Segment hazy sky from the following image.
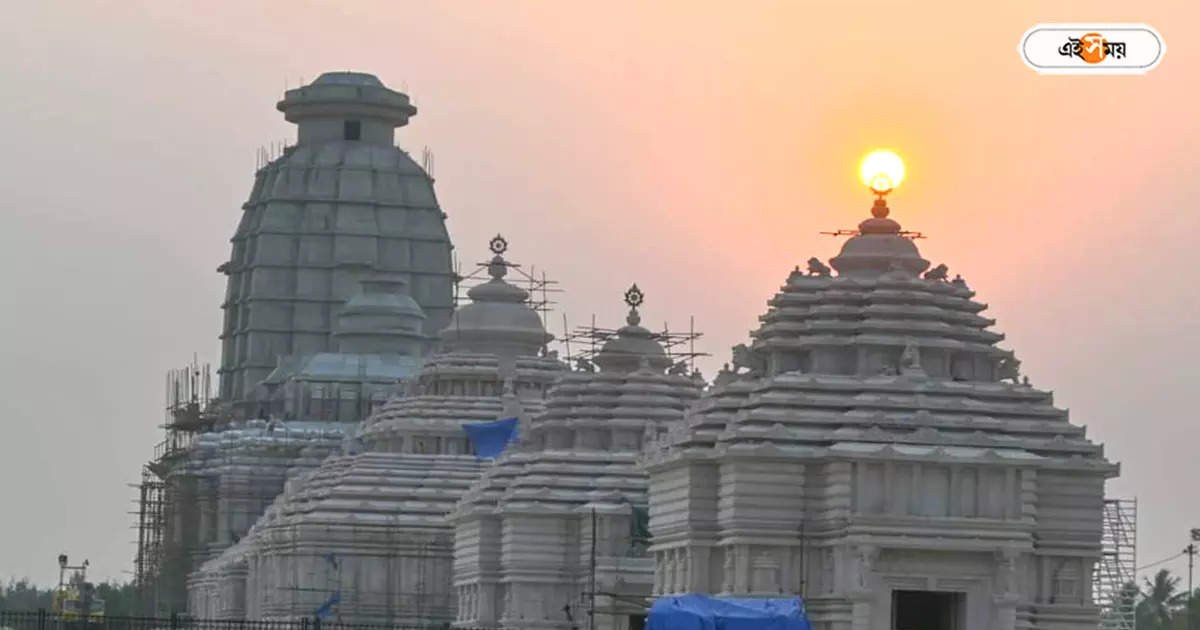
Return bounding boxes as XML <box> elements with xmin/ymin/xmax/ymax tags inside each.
<box><xmin>1</xmin><ymin>0</ymin><xmax>1197</xmax><ymax>589</ymax></box>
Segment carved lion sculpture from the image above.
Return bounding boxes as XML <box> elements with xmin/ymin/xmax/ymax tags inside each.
<box><xmin>923</xmin><ymin>264</ymin><xmax>949</xmax><ymax>281</ymax></box>
<box><xmin>996</xmin><ymin>355</ymin><xmax>1021</xmax><ymax>382</ymax></box>
<box><xmin>731</xmin><ymin>343</ymin><xmax>767</xmax><ymax>377</ymax></box>
<box><xmin>807</xmin><ymin>257</ymin><xmax>832</xmax><ymax>277</ymax></box>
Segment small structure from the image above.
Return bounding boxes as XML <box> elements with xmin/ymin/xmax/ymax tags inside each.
<box><xmin>644</xmin><ymin>195</ymin><xmax>1117</xmax><ymax>630</ymax></box>
<box><xmin>451</xmin><ymin>288</ymin><xmax>703</xmax><ymax>630</ymax></box>
<box><xmin>254</xmin><ymin>274</ymin><xmax>432</xmax><ymax>422</ymax></box>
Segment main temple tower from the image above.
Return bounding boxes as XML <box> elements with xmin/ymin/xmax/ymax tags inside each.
<box><xmin>218</xmin><ymin>72</ymin><xmax>455</xmax><ymax>414</ymax></box>
<box><xmin>645</xmin><ymin>184</ymin><xmax>1117</xmax><ymax>629</ymax></box>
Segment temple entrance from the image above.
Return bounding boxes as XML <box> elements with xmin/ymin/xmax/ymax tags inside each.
<box><xmin>891</xmin><ymin>589</ymin><xmax>964</xmax><ymax>630</ymax></box>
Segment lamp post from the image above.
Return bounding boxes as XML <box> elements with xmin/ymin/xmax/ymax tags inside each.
<box><xmin>53</xmin><ymin>554</ymin><xmax>91</xmax><ymax>617</ymax></box>
<box><xmin>1188</xmin><ymin>530</ymin><xmax>1200</xmax><ymax>630</ymax></box>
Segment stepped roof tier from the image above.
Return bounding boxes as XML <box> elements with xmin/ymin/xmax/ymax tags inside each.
<box><xmin>188</xmin><ymin>238</ymin><xmax>564</xmax><ymax>625</ymax></box>
<box><xmin>643</xmin><ymin>197</ymin><xmax>1116</xmax><ymax>630</ymax></box>
<box><xmin>450</xmin><ymin>288</ymin><xmax>702</xmax><ymax>630</ymax></box>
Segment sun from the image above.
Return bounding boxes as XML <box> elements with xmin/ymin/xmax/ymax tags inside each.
<box><xmin>859</xmin><ymin>149</ymin><xmax>905</xmax><ymax>195</ymax></box>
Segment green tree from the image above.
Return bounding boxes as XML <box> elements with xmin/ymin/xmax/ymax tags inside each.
<box><xmin>93</xmin><ymin>582</ymin><xmax>139</xmax><ymax>617</ymax></box>
<box><xmin>0</xmin><ymin>578</ymin><xmax>54</xmax><ymax>610</ymax></box>
<box><xmin>1139</xmin><ymin>569</ymin><xmax>1187</xmax><ymax>630</ymax></box>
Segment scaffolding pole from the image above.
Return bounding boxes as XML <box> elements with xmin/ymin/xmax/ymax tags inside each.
<box><xmin>1095</xmin><ymin>498</ymin><xmax>1137</xmax><ymax>630</ymax></box>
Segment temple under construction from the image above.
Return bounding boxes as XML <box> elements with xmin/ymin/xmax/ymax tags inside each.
<box><xmin>131</xmin><ymin>70</ymin><xmax>1135</xmax><ymax>630</ymax></box>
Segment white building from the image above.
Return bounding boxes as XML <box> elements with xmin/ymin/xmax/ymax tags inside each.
<box><xmin>189</xmin><ymin>240</ymin><xmax>563</xmax><ymax>625</ymax></box>
<box><xmin>644</xmin><ymin>198</ymin><xmax>1117</xmax><ymax>630</ymax></box>
<box><xmin>218</xmin><ymin>71</ymin><xmax>455</xmax><ymax>414</ymax></box>
<box><xmin>452</xmin><ymin>289</ymin><xmax>702</xmax><ymax>630</ymax></box>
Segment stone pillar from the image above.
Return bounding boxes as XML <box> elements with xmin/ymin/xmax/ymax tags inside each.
<box><xmin>734</xmin><ymin>545</ymin><xmax>751</xmax><ymax>593</ymax></box>
<box><xmin>848</xmin><ymin>590</ymin><xmax>874</xmax><ymax>630</ymax></box>
<box><xmin>993</xmin><ymin>549</ymin><xmax>1020</xmax><ymax>630</ymax></box>
<box><xmin>848</xmin><ymin>545</ymin><xmax>879</xmax><ymax>630</ymax></box>
<box><xmin>689</xmin><ymin>547</ymin><xmax>711</xmax><ymax>593</ymax></box>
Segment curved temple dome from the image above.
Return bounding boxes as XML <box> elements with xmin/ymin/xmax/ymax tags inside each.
<box><xmin>218</xmin><ymin>71</ymin><xmax>454</xmax><ymax>414</ymax></box>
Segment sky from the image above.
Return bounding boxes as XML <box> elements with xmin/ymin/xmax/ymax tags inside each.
<box><xmin>1</xmin><ymin>0</ymin><xmax>1197</xmax><ymax>590</ymax></box>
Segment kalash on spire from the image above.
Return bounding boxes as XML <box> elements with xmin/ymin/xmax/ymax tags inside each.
<box><xmin>815</xmin><ymin>149</ymin><xmax>933</xmax><ymax>280</ymax></box>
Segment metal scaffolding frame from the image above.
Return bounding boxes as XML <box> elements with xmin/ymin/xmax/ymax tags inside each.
<box><xmin>1095</xmin><ymin>498</ymin><xmax>1137</xmax><ymax>630</ymax></box>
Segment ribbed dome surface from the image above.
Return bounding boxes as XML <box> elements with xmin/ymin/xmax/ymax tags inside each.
<box><xmin>219</xmin><ymin>74</ymin><xmax>453</xmax><ymax>414</ymax></box>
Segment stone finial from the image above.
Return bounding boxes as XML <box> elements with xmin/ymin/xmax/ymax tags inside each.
<box><xmin>951</xmin><ymin>274</ymin><xmax>968</xmax><ymax>288</ymax></box>
<box><xmin>624</xmin><ymin>284</ymin><xmax>645</xmax><ymax>326</ymax></box>
<box><xmin>489</xmin><ymin>234</ymin><xmax>508</xmax><ymax>255</ymax></box>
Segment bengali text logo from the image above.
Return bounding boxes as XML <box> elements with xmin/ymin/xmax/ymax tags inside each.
<box><xmin>1020</xmin><ymin>23</ymin><xmax>1164</xmax><ymax>75</ymax></box>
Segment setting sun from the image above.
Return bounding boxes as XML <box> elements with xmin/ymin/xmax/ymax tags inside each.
<box><xmin>860</xmin><ymin>149</ymin><xmax>905</xmax><ymax>194</ymax></box>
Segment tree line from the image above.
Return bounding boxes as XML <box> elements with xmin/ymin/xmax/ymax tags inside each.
<box><xmin>0</xmin><ymin>579</ymin><xmax>139</xmax><ymax>616</ymax></box>
<box><xmin>1</xmin><ymin>569</ymin><xmax>1197</xmax><ymax>624</ymax></box>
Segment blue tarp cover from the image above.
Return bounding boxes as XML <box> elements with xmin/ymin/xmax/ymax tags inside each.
<box><xmin>647</xmin><ymin>594</ymin><xmax>811</xmax><ymax>630</ymax></box>
<box><xmin>462</xmin><ymin>417</ymin><xmax>519</xmax><ymax>459</ymax></box>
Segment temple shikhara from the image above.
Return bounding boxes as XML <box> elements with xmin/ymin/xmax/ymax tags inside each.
<box><xmin>134</xmin><ymin>70</ymin><xmax>1131</xmax><ymax>630</ymax></box>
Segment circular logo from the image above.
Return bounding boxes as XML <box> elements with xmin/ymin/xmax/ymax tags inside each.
<box><xmin>1079</xmin><ymin>33</ymin><xmax>1107</xmax><ymax>63</ymax></box>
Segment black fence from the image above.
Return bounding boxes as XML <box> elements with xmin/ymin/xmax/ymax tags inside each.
<box><xmin>0</xmin><ymin>611</ymin><xmax>494</xmax><ymax>630</ymax></box>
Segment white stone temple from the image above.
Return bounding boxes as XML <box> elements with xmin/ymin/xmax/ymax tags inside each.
<box><xmin>143</xmin><ymin>68</ymin><xmax>1121</xmax><ymax>630</ymax></box>
<box><xmin>451</xmin><ymin>288</ymin><xmax>702</xmax><ymax>630</ymax></box>
<box><xmin>187</xmin><ymin>239</ymin><xmax>563</xmax><ymax>624</ymax></box>
<box><xmin>148</xmin><ymin>71</ymin><xmax>457</xmax><ymax>612</ymax></box>
<box><xmin>643</xmin><ymin>197</ymin><xmax>1117</xmax><ymax>630</ymax></box>
<box><xmin>218</xmin><ymin>71</ymin><xmax>454</xmax><ymax>415</ymax></box>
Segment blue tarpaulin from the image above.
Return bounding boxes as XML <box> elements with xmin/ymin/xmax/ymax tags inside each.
<box><xmin>647</xmin><ymin>594</ymin><xmax>811</xmax><ymax>630</ymax></box>
<box><xmin>463</xmin><ymin>417</ymin><xmax>519</xmax><ymax>459</ymax></box>
<box><xmin>314</xmin><ymin>592</ymin><xmax>340</xmax><ymax>619</ymax></box>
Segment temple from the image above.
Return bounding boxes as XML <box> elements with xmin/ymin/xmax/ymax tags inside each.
<box><xmin>451</xmin><ymin>289</ymin><xmax>702</xmax><ymax>630</ymax></box>
<box><xmin>187</xmin><ymin>240</ymin><xmax>563</xmax><ymax>624</ymax></box>
<box><xmin>132</xmin><ymin>69</ymin><xmax>1121</xmax><ymax>630</ymax></box>
<box><xmin>643</xmin><ymin>197</ymin><xmax>1117</xmax><ymax>630</ymax></box>
<box><xmin>142</xmin><ymin>71</ymin><xmax>454</xmax><ymax>612</ymax></box>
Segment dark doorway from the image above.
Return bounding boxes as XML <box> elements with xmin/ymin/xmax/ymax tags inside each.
<box><xmin>891</xmin><ymin>590</ymin><xmax>964</xmax><ymax>630</ymax></box>
<box><xmin>628</xmin><ymin>614</ymin><xmax>646</xmax><ymax>630</ymax></box>
<box><xmin>343</xmin><ymin>119</ymin><xmax>362</xmax><ymax>141</ymax></box>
